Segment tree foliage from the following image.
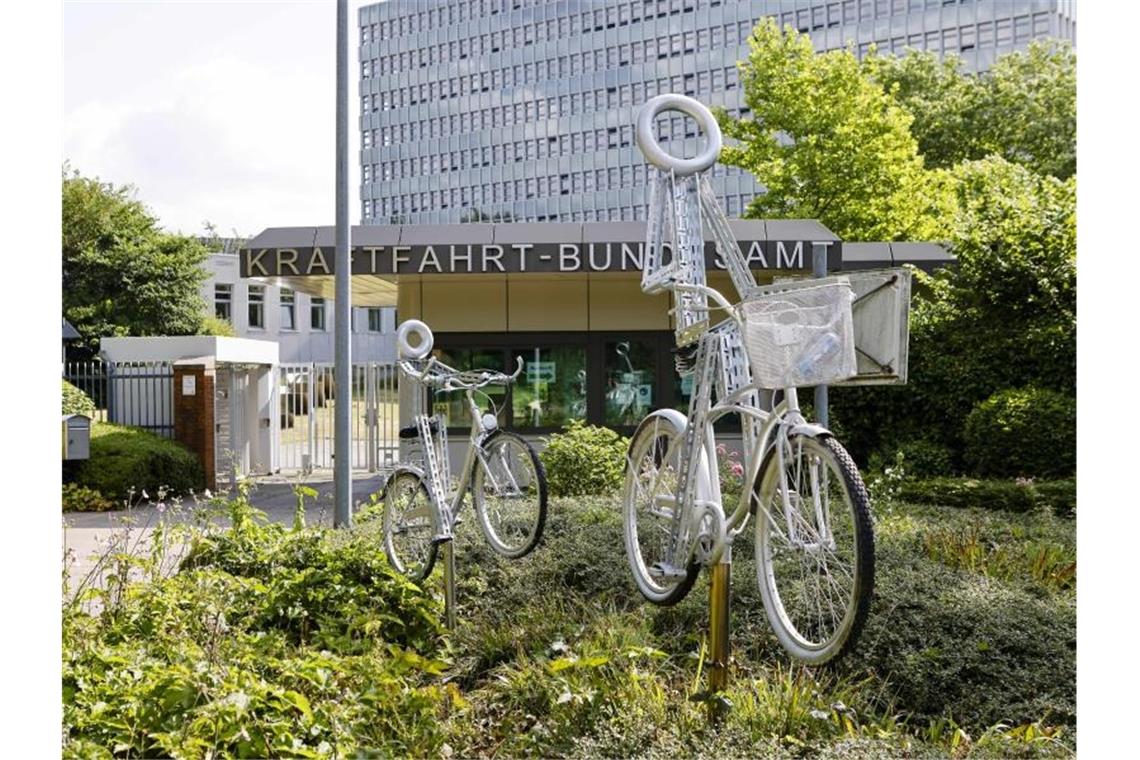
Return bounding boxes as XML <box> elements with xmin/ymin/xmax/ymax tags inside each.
<box><xmin>62</xmin><ymin>167</ymin><xmax>209</xmax><ymax>353</ymax></box>
<box><xmin>715</xmin><ymin>19</ymin><xmax>954</xmax><ymax>242</ymax></box>
<box><xmin>718</xmin><ymin>22</ymin><xmax>1076</xmax><ymax>470</ymax></box>
<box><xmin>865</xmin><ymin>40</ymin><xmax>1076</xmax><ymax>179</ymax></box>
<box><xmin>834</xmin><ymin>156</ymin><xmax>1076</xmax><ymax>464</ymax></box>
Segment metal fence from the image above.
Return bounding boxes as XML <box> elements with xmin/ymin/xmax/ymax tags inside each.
<box><xmin>278</xmin><ymin>362</ymin><xmax>400</xmax><ymax>474</ymax></box>
<box><xmin>63</xmin><ymin>359</ymin><xmax>174</xmax><ymax>438</ymax></box>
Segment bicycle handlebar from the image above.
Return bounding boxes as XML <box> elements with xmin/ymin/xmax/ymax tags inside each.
<box><xmin>398</xmin><ymin>355</ymin><xmax>524</xmax><ymax>392</ymax></box>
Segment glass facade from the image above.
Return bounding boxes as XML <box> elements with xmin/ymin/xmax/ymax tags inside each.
<box><xmin>429</xmin><ymin>331</ymin><xmax>680</xmax><ymax>433</ymax></box>
<box><xmin>358</xmin><ymin>0</ymin><xmax>1075</xmax><ymax>227</ymax></box>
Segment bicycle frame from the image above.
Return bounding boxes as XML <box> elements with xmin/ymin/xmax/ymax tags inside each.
<box><xmin>649</xmin><ymin>307</ymin><xmax>833</xmax><ymax>572</ymax></box>
<box><xmin>399</xmin><ymin>359</ymin><xmax>526</xmax><ymax>543</ymax></box>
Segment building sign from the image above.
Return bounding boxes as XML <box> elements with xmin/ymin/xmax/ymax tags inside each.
<box><xmin>241</xmin><ymin>234</ymin><xmax>841</xmax><ymax>278</ymax></box>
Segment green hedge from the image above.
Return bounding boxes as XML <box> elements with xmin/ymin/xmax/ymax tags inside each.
<box><xmin>963</xmin><ymin>387</ymin><xmax>1075</xmax><ymax>479</ymax></box>
<box><xmin>898</xmin><ymin>477</ymin><xmax>1075</xmax><ymax>516</ymax></box>
<box><xmin>540</xmin><ymin>420</ymin><xmax>629</xmax><ymax>497</ymax></box>
<box><xmin>71</xmin><ymin>423</ymin><xmax>204</xmax><ymax>500</ymax></box>
<box><xmin>62</xmin><ymin>380</ymin><xmax>95</xmax><ymax>418</ymax></box>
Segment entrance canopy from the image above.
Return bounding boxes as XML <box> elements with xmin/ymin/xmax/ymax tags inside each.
<box><xmin>237</xmin><ymin>220</ymin><xmax>895</xmax><ymax>307</ymax></box>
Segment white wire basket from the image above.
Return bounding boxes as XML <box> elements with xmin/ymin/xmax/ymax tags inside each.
<box><xmin>739</xmin><ymin>277</ymin><xmax>858</xmax><ymax>389</ymax></box>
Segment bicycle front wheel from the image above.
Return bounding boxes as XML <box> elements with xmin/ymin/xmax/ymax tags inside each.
<box><xmin>622</xmin><ymin>410</ymin><xmax>699</xmax><ymax>606</ymax></box>
<box><xmin>473</xmin><ymin>430</ymin><xmax>548</xmax><ymax>559</ymax></box>
<box><xmin>382</xmin><ymin>467</ymin><xmax>439</xmax><ymax>582</ymax></box>
<box><xmin>753</xmin><ymin>434</ymin><xmax>874</xmax><ymax>665</ymax></box>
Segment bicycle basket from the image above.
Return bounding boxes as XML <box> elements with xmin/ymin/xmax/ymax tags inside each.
<box><xmin>739</xmin><ymin>277</ymin><xmax>857</xmax><ymax>389</ymax></box>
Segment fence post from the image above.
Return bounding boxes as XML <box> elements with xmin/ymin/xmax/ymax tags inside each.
<box><xmin>306</xmin><ymin>363</ymin><xmax>316</xmax><ymax>475</ymax></box>
<box><xmin>366</xmin><ymin>363</ymin><xmax>377</xmax><ymax>472</ymax></box>
<box><xmin>104</xmin><ymin>358</ymin><xmax>116</xmax><ymax>425</ymax></box>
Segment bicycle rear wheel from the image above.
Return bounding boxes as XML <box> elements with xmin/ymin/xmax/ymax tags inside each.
<box><xmin>382</xmin><ymin>467</ymin><xmax>439</xmax><ymax>582</ymax></box>
<box><xmin>473</xmin><ymin>430</ymin><xmax>548</xmax><ymax>559</ymax></box>
<box><xmin>622</xmin><ymin>410</ymin><xmax>699</xmax><ymax>606</ymax></box>
<box><xmin>753</xmin><ymin>433</ymin><xmax>874</xmax><ymax>664</ymax></box>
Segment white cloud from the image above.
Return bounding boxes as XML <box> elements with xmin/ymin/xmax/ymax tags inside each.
<box><xmin>64</xmin><ymin>2</ymin><xmax>363</xmax><ymax>238</ymax></box>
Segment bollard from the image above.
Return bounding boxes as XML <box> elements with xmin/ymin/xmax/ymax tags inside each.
<box><xmin>442</xmin><ymin>540</ymin><xmax>457</xmax><ymax>630</ymax></box>
<box><xmin>707</xmin><ymin>550</ymin><xmax>732</xmax><ymax>723</ymax></box>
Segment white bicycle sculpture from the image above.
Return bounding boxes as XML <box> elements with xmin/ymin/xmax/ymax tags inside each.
<box><xmin>381</xmin><ymin>320</ymin><xmax>548</xmax><ymax>582</ymax></box>
<box><xmin>623</xmin><ymin>95</ymin><xmax>874</xmax><ymax>664</ymax></box>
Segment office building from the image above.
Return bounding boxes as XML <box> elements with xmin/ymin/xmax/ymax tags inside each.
<box><xmin>357</xmin><ymin>0</ymin><xmax>1076</xmax><ymax>227</ymax></box>
<box><xmin>203</xmin><ymin>249</ymin><xmax>397</xmax><ymax>364</ymax></box>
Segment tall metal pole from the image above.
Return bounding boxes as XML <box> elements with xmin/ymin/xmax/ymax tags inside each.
<box><xmin>812</xmin><ymin>243</ymin><xmax>829</xmax><ymax>428</ymax></box>
<box><xmin>334</xmin><ymin>0</ymin><xmax>353</xmax><ymax>528</ymax></box>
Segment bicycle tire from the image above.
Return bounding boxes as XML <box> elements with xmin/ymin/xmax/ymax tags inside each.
<box><xmin>472</xmin><ymin>430</ymin><xmax>549</xmax><ymax>559</ymax></box>
<box><xmin>753</xmin><ymin>433</ymin><xmax>874</xmax><ymax>665</ymax></box>
<box><xmin>381</xmin><ymin>467</ymin><xmax>439</xmax><ymax>582</ymax></box>
<box><xmin>622</xmin><ymin>410</ymin><xmax>700</xmax><ymax>606</ymax></box>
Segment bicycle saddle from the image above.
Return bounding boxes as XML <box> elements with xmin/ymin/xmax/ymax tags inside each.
<box><xmin>398</xmin><ymin>419</ymin><xmax>440</xmax><ymax>439</ymax></box>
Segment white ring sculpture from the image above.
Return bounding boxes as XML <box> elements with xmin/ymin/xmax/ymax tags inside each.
<box><xmin>634</xmin><ymin>93</ymin><xmax>723</xmax><ymax>176</ymax></box>
<box><xmin>396</xmin><ymin>319</ymin><xmax>434</xmax><ymax>359</ymax></box>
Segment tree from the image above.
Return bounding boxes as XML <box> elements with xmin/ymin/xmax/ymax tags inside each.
<box><xmin>865</xmin><ymin>40</ymin><xmax>1076</xmax><ymax>179</ymax></box>
<box><xmin>62</xmin><ymin>167</ymin><xmax>209</xmax><ymax>354</ymax></box>
<box><xmin>715</xmin><ymin>18</ymin><xmax>953</xmax><ymax>242</ymax></box>
<box><xmin>833</xmin><ymin>156</ymin><xmax>1076</xmax><ymax>463</ymax></box>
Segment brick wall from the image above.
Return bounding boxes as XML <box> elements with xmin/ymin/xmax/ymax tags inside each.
<box><xmin>173</xmin><ymin>364</ymin><xmax>216</xmax><ymax>489</ymax></box>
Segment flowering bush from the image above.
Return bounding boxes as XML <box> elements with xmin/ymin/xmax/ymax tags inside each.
<box><xmin>716</xmin><ymin>443</ymin><xmax>745</xmax><ymax>498</ymax></box>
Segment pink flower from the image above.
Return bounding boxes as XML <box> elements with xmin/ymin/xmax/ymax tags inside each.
<box><xmin>730</xmin><ymin>462</ymin><xmax>744</xmax><ymax>478</ymax></box>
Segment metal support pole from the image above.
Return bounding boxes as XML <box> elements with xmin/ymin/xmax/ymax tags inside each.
<box><xmin>812</xmin><ymin>243</ymin><xmax>829</xmax><ymax>428</ymax></box>
<box><xmin>707</xmin><ymin>550</ymin><xmax>731</xmax><ymax>723</ymax></box>
<box><xmin>442</xmin><ymin>540</ymin><xmax>457</xmax><ymax>630</ymax></box>
<box><xmin>333</xmin><ymin>0</ymin><xmax>352</xmax><ymax>528</ymax></box>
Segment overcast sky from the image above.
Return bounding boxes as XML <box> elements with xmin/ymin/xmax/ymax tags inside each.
<box><xmin>64</xmin><ymin>0</ymin><xmax>365</xmax><ymax>238</ymax></box>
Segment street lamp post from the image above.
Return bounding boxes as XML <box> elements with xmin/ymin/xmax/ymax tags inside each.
<box><xmin>334</xmin><ymin>0</ymin><xmax>352</xmax><ymax>528</ymax></box>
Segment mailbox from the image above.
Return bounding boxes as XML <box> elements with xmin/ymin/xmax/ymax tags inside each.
<box><xmin>62</xmin><ymin>414</ymin><xmax>91</xmax><ymax>460</ymax></box>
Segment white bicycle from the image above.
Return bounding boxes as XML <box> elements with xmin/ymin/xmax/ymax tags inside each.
<box><xmin>623</xmin><ymin>95</ymin><xmax>874</xmax><ymax>664</ymax></box>
<box><xmin>381</xmin><ymin>320</ymin><xmax>549</xmax><ymax>582</ymax></box>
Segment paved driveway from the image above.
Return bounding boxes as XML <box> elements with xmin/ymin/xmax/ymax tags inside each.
<box><xmin>63</xmin><ymin>473</ymin><xmax>391</xmax><ymax>598</ymax></box>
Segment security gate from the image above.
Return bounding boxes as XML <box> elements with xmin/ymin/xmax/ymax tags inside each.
<box><xmin>278</xmin><ymin>362</ymin><xmax>400</xmax><ymax>474</ymax></box>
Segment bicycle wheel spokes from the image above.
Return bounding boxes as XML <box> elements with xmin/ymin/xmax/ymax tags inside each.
<box><xmin>755</xmin><ymin>434</ymin><xmax>872</xmax><ymax>663</ymax></box>
<box><xmin>629</xmin><ymin>419</ymin><xmax>683</xmax><ymax>591</ymax></box>
<box><xmin>383</xmin><ymin>471</ymin><xmax>437</xmax><ymax>580</ymax></box>
<box><xmin>475</xmin><ymin>431</ymin><xmax>547</xmax><ymax>558</ymax></box>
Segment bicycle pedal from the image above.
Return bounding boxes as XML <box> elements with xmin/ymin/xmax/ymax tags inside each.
<box><xmin>431</xmin><ymin>534</ymin><xmax>453</xmax><ymax>546</ymax></box>
<box><xmin>649</xmin><ymin>561</ymin><xmax>689</xmax><ymax>580</ymax></box>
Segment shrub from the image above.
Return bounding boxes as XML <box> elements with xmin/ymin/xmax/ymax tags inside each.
<box><xmin>963</xmin><ymin>387</ymin><xmax>1075</xmax><ymax>478</ymax></box>
<box><xmin>61</xmin><ymin>483</ymin><xmax>114</xmax><ymax>512</ymax></box>
<box><xmin>883</xmin><ymin>438</ymin><xmax>955</xmax><ymax>478</ymax></box>
<box><xmin>899</xmin><ymin>477</ymin><xmax>1075</xmax><ymax>516</ymax></box>
<box><xmin>540</xmin><ymin>420</ymin><xmax>629</xmax><ymax>497</ymax></box>
<box><xmin>198</xmin><ymin>315</ymin><xmax>236</xmax><ymax>337</ymax></box>
<box><xmin>63</xmin><ymin>490</ymin><xmax>450</xmax><ymax>758</ymax></box>
<box><xmin>62</xmin><ymin>380</ymin><xmax>95</xmax><ymax>418</ymax></box>
<box><xmin>72</xmin><ymin>423</ymin><xmax>204</xmax><ymax>499</ymax></box>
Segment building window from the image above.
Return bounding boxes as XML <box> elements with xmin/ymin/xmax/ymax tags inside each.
<box><xmin>311</xmin><ymin>297</ymin><xmax>327</xmax><ymax>331</ymax></box>
<box><xmin>247</xmin><ymin>285</ymin><xmax>264</xmax><ymax>329</ymax></box>
<box><xmin>510</xmin><ymin>346</ymin><xmax>588</xmax><ymax>428</ymax></box>
<box><xmin>368</xmin><ymin>307</ymin><xmax>384</xmax><ymax>332</ymax></box>
<box><xmin>604</xmin><ymin>340</ymin><xmax>656</xmax><ymax>427</ymax></box>
<box><xmin>280</xmin><ymin>289</ymin><xmax>295</xmax><ymax>330</ymax></box>
<box><xmin>214</xmin><ymin>284</ymin><xmax>232</xmax><ymax>321</ymax></box>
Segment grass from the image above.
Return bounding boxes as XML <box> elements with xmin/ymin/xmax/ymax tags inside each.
<box><xmin>64</xmin><ymin>487</ymin><xmax>1076</xmax><ymax>757</ymax></box>
<box><xmin>426</xmin><ymin>493</ymin><xmax>1075</xmax><ymax>757</ymax></box>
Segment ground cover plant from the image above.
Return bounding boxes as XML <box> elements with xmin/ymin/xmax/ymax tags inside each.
<box><xmin>63</xmin><ymin>482</ymin><xmax>1075</xmax><ymax>758</ymax></box>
